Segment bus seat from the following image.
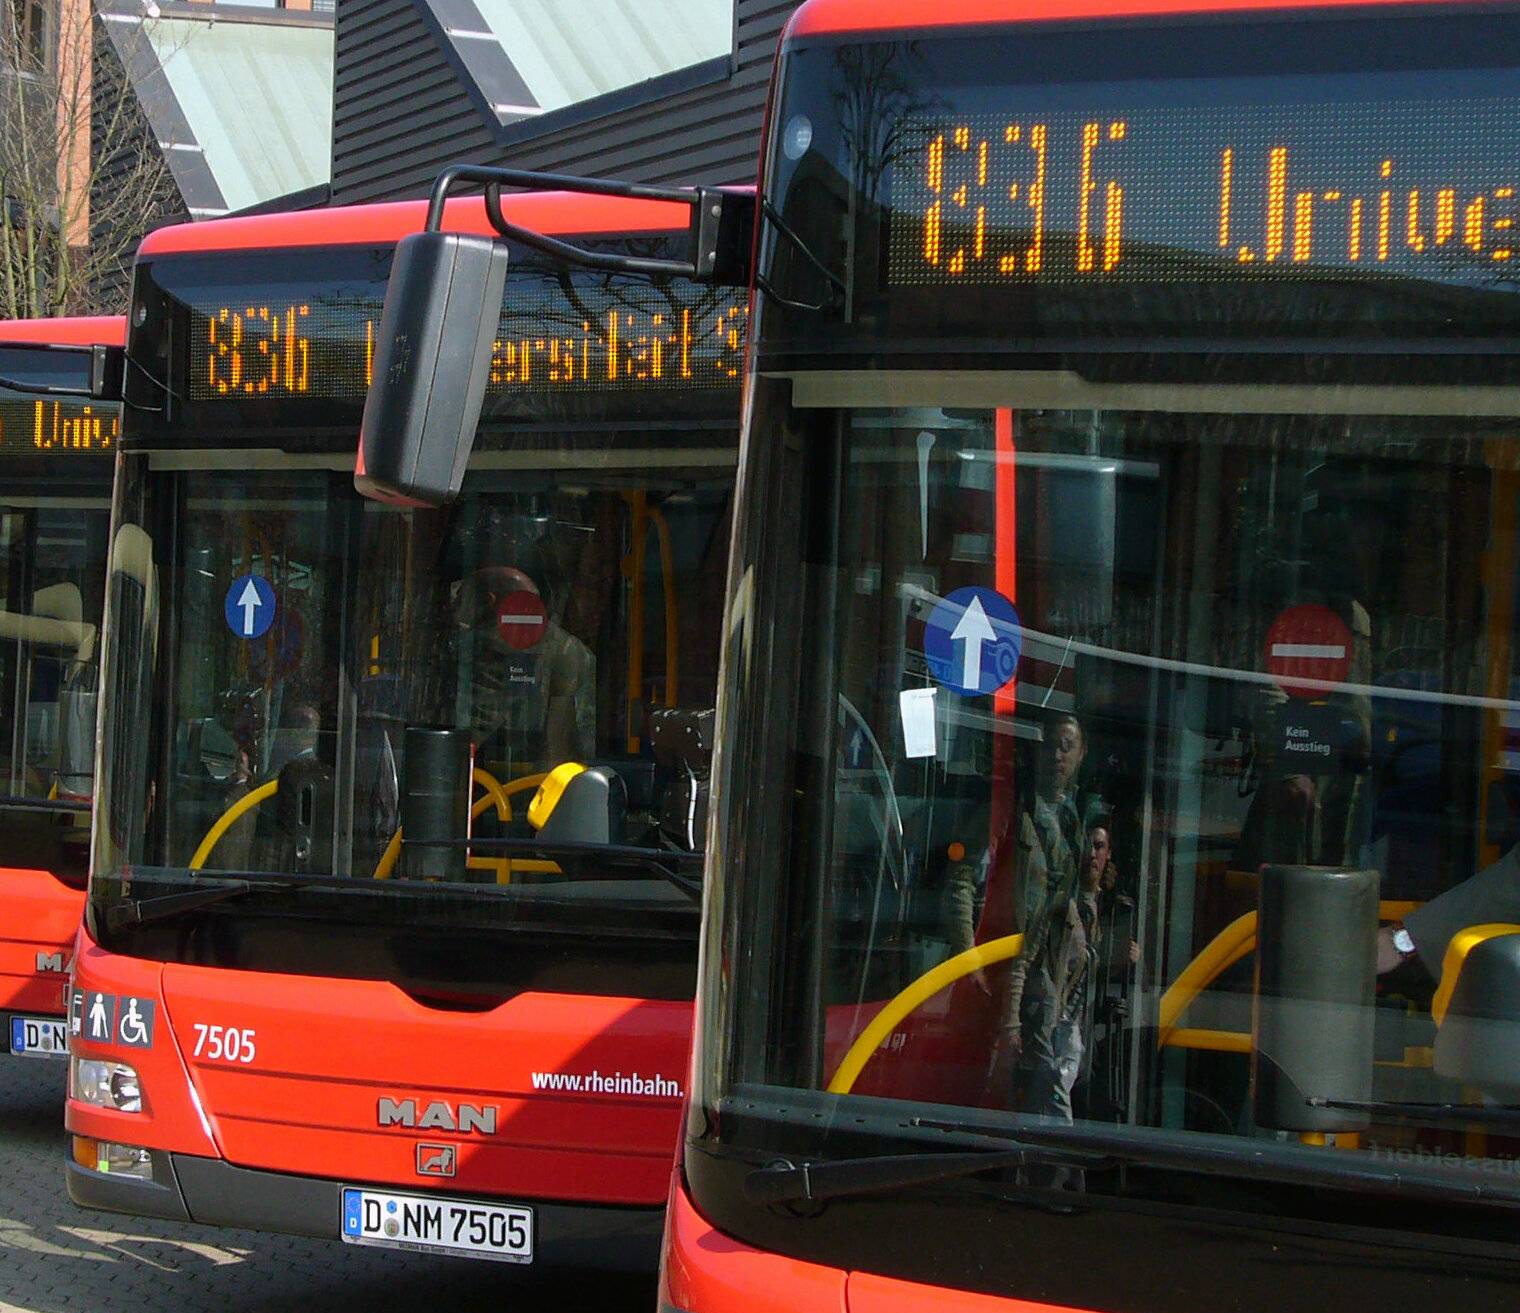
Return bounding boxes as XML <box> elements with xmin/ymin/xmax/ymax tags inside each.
<box><xmin>650</xmin><ymin>708</ymin><xmax>713</xmax><ymax>851</ymax></box>
<box><xmin>530</xmin><ymin>763</ymin><xmax>626</xmax><ymax>846</ymax></box>
<box><xmin>1432</xmin><ymin>925</ymin><xmax>1520</xmax><ymax>1098</ymax></box>
<box><xmin>0</xmin><ymin>583</ymin><xmax>96</xmax><ymax>660</ymax></box>
<box><xmin>589</xmin><ymin>756</ymin><xmax>658</xmax><ymax>811</ymax></box>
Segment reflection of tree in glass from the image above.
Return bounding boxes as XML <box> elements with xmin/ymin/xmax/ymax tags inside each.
<box><xmin>488</xmin><ymin>247</ymin><xmax>743</xmax><ymax>422</ymax></box>
<box><xmin>830</xmin><ymin>44</ymin><xmax>945</xmax><ymax>207</ymax></box>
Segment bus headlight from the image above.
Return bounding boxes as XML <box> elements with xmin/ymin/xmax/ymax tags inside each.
<box><xmin>72</xmin><ymin>1136</ymin><xmax>153</xmax><ymax>1180</ymax></box>
<box><xmin>71</xmin><ymin>1057</ymin><xmax>142</xmax><ymax>1113</ymax></box>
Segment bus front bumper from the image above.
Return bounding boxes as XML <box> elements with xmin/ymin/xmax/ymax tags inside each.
<box><xmin>67</xmin><ymin>1149</ymin><xmax>663</xmax><ymax>1264</ymax></box>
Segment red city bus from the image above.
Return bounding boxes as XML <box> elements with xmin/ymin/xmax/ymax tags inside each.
<box><xmin>65</xmin><ymin>189</ymin><xmax>746</xmax><ymax>1264</ymax></box>
<box><xmin>1</xmin><ymin>316</ymin><xmax>121</xmax><ymax>1063</ymax></box>
<box><xmin>660</xmin><ymin>1</ymin><xmax>1520</xmax><ymax>1309</ymax></box>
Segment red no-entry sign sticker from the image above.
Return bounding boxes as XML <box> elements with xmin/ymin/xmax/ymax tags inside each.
<box><xmin>1265</xmin><ymin>604</ymin><xmax>1352</xmax><ymax>698</ymax></box>
<box><xmin>496</xmin><ymin>590</ymin><xmax>547</xmax><ymax>650</ymax></box>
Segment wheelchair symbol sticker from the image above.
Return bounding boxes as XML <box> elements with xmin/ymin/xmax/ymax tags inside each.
<box><xmin>116</xmin><ymin>996</ymin><xmax>155</xmax><ymax>1049</ymax></box>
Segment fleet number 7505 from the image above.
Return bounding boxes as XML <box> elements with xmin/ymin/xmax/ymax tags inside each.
<box><xmin>193</xmin><ymin>1024</ymin><xmax>257</xmax><ymax>1064</ymax></box>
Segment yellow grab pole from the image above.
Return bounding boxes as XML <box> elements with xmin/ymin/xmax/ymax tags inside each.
<box><xmin>188</xmin><ymin>780</ymin><xmax>279</xmax><ymax>871</ymax></box>
<box><xmin>828</xmin><ymin>934</ymin><xmax>1023</xmax><ymax>1096</ymax></box>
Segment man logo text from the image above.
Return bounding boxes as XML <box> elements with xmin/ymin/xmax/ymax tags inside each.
<box><xmin>377</xmin><ymin>1098</ymin><xmax>497</xmax><ymax>1134</ymax></box>
<box><xmin>35</xmin><ymin>952</ymin><xmax>68</xmax><ymax>973</ymax></box>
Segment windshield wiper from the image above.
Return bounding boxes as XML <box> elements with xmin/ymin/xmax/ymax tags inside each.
<box><xmin>0</xmin><ymin>795</ymin><xmax>90</xmax><ymax>814</ymax></box>
<box><xmin>744</xmin><ymin>1143</ymin><xmax>1108</xmax><ymax>1207</ymax></box>
<box><xmin>1309</xmin><ymin>1097</ymin><xmax>1520</xmax><ymax>1132</ymax></box>
<box><xmin>427</xmin><ymin>837</ymin><xmax>703</xmax><ymax>901</ymax></box>
<box><xmin>910</xmin><ymin>1116</ymin><xmax>1520</xmax><ymax>1208</ymax></box>
<box><xmin>106</xmin><ymin>878</ymin><xmax>304</xmax><ymax>930</ymax></box>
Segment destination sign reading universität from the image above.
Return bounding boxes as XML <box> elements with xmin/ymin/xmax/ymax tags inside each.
<box><xmin>888</xmin><ymin>96</ymin><xmax>1520</xmax><ymax>287</ymax></box>
<box><xmin>0</xmin><ymin>399</ymin><xmax>118</xmax><ymax>456</ymax></box>
<box><xmin>186</xmin><ymin>278</ymin><xmax>748</xmax><ymax>403</ymax></box>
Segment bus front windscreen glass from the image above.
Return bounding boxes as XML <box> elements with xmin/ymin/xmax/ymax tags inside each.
<box><xmin>95</xmin><ymin>454</ymin><xmax>730</xmax><ymax>988</ymax></box>
<box><xmin>93</xmin><ymin>249</ymin><xmax>736</xmax><ymax>993</ymax></box>
<box><xmin>695</xmin><ymin>7</ymin><xmax>1520</xmax><ymax>1257</ymax></box>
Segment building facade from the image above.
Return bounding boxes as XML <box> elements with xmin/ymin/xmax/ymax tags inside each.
<box><xmin>330</xmin><ymin>0</ymin><xmax>796</xmax><ymax>204</ymax></box>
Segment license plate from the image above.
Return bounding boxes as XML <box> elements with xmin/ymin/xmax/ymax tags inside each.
<box><xmin>341</xmin><ymin>1187</ymin><xmax>533</xmax><ymax>1262</ymax></box>
<box><xmin>9</xmin><ymin>1015</ymin><xmax>67</xmax><ymax>1058</ymax></box>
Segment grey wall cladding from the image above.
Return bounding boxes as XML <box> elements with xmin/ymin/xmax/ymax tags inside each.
<box><xmin>90</xmin><ymin>16</ymin><xmax>189</xmax><ymax>311</ymax></box>
<box><xmin>330</xmin><ymin>0</ymin><xmax>796</xmax><ymax>204</ymax></box>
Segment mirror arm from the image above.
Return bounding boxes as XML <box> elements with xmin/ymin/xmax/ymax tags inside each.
<box><xmin>423</xmin><ymin>164</ymin><xmax>751</xmax><ymax>285</ymax></box>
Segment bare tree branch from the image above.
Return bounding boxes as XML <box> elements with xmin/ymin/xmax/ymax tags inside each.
<box><xmin>0</xmin><ymin>0</ymin><xmax>185</xmax><ymax>316</ymax></box>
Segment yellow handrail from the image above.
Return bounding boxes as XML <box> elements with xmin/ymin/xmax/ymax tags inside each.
<box><xmin>1163</xmin><ymin>1028</ymin><xmax>1251</xmax><ymax>1054</ymax></box>
<box><xmin>1155</xmin><ymin>911</ymin><xmax>1257</xmax><ymax>1048</ymax></box>
<box><xmin>373</xmin><ymin>770</ymin><xmax>554</xmax><ymax>882</ymax></box>
<box><xmin>471</xmin><ymin>767</ymin><xmax>511</xmax><ymax>822</ymax></box>
<box><xmin>623</xmin><ymin>491</ymin><xmax>647</xmax><ymax>755</ymax></box>
<box><xmin>1431</xmin><ymin>923</ymin><xmax>1520</xmax><ymax>1026</ymax></box>
<box><xmin>188</xmin><ymin>780</ymin><xmax>278</xmax><ymax>871</ymax></box>
<box><xmin>827</xmin><ymin>933</ymin><xmax>1024</xmax><ymax>1096</ymax></box>
<box><xmin>373</xmin><ymin>827</ymin><xmax>403</xmax><ymax>880</ymax></box>
<box><xmin>1157</xmin><ymin>899</ymin><xmax>1427</xmax><ymax>1049</ymax></box>
<box><xmin>467</xmin><ymin>771</ymin><xmax>553</xmax><ymax>882</ymax></box>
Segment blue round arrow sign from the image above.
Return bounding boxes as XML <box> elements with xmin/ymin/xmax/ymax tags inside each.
<box><xmin>923</xmin><ymin>586</ymin><xmax>1020</xmax><ymax>697</ymax></box>
<box><xmin>224</xmin><ymin>573</ymin><xmax>276</xmax><ymax>640</ymax></box>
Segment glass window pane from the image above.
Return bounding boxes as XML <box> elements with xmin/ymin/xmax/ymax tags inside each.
<box><xmin>739</xmin><ymin>395</ymin><xmax>1520</xmax><ymax>1175</ymax></box>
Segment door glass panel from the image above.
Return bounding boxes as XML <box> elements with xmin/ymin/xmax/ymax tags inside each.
<box><xmin>0</xmin><ymin>493</ymin><xmax>110</xmax><ymax>875</ymax></box>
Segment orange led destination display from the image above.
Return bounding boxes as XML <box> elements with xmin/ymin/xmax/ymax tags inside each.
<box><xmin>889</xmin><ymin>98</ymin><xmax>1519</xmax><ymax>286</ymax></box>
<box><xmin>0</xmin><ymin>399</ymin><xmax>118</xmax><ymax>456</ymax></box>
<box><xmin>187</xmin><ymin>280</ymin><xmax>748</xmax><ymax>402</ymax></box>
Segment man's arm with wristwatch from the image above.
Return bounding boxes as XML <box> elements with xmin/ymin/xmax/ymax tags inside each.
<box><xmin>1376</xmin><ymin>845</ymin><xmax>1520</xmax><ymax>976</ymax></box>
<box><xmin>1376</xmin><ymin>923</ymin><xmax>1418</xmax><ymax>975</ymax></box>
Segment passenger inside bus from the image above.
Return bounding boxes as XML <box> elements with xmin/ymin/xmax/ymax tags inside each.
<box><xmin>1003</xmin><ymin>712</ymin><xmax>1107</xmax><ymax>1122</ymax></box>
<box><xmin>1077</xmin><ymin>817</ymin><xmax>1140</xmax><ymax>1122</ymax></box>
<box><xmin>1379</xmin><ymin>847</ymin><xmax>1520</xmax><ymax>978</ymax></box>
<box><xmin>1232</xmin><ymin>461</ymin><xmax>1379</xmax><ymax>874</ymax></box>
<box><xmin>453</xmin><ymin>559</ymin><xmax>595</xmax><ymax>778</ymax></box>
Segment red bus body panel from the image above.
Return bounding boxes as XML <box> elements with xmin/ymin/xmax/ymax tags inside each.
<box><xmin>1</xmin><ymin>314</ymin><xmax>122</xmax><ymax>1035</ymax></box>
<box><xmin>0</xmin><ymin>871</ymin><xmax>81</xmax><ymax>1016</ymax></box>
<box><xmin>136</xmin><ymin>189</ymin><xmax>749</xmax><ymax>257</ymax></box>
<box><xmin>0</xmin><ymin>317</ymin><xmax>125</xmax><ymax>346</ymax></box>
<box><xmin>786</xmin><ymin>0</ymin><xmax>1479</xmax><ymax>37</ymax></box>
<box><xmin>67</xmin><ymin>928</ymin><xmax>690</xmax><ymax>1203</ymax></box>
<box><xmin>661</xmin><ymin>1173</ymin><xmax>849</xmax><ymax>1313</ymax></box>
<box><xmin>661</xmin><ymin>1175</ymin><xmax>1085</xmax><ymax>1313</ymax></box>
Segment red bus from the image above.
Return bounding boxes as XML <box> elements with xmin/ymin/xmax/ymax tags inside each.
<box><xmin>1</xmin><ymin>316</ymin><xmax>121</xmax><ymax>1063</ymax></box>
<box><xmin>660</xmin><ymin>1</ymin><xmax>1520</xmax><ymax>1309</ymax></box>
<box><xmin>65</xmin><ymin>190</ymin><xmax>745</xmax><ymax>1264</ymax></box>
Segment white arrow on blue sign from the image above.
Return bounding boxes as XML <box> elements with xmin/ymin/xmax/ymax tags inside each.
<box><xmin>224</xmin><ymin>573</ymin><xmax>277</xmax><ymax>640</ymax></box>
<box><xmin>922</xmin><ymin>586</ymin><xmax>1020</xmax><ymax>697</ymax></box>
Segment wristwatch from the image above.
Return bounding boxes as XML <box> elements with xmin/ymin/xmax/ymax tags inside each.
<box><xmin>1390</xmin><ymin>924</ymin><xmax>1417</xmax><ymax>959</ymax></box>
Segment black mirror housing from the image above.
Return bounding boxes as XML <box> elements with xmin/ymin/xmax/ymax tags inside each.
<box><xmin>355</xmin><ymin>230</ymin><xmax>510</xmax><ymax>507</ymax></box>
<box><xmin>0</xmin><ymin>343</ymin><xmax>122</xmax><ymax>400</ymax></box>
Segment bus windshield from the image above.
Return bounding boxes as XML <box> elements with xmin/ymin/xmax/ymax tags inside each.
<box><xmin>92</xmin><ymin>240</ymin><xmax>739</xmax><ymax>993</ymax></box>
<box><xmin>692</xmin><ymin>4</ymin><xmax>1520</xmax><ymax>1261</ymax></box>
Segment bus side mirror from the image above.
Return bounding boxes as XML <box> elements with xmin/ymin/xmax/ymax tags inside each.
<box><xmin>355</xmin><ymin>230</ymin><xmax>510</xmax><ymax>508</ymax></box>
<box><xmin>0</xmin><ymin>343</ymin><xmax>121</xmax><ymax>400</ymax></box>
